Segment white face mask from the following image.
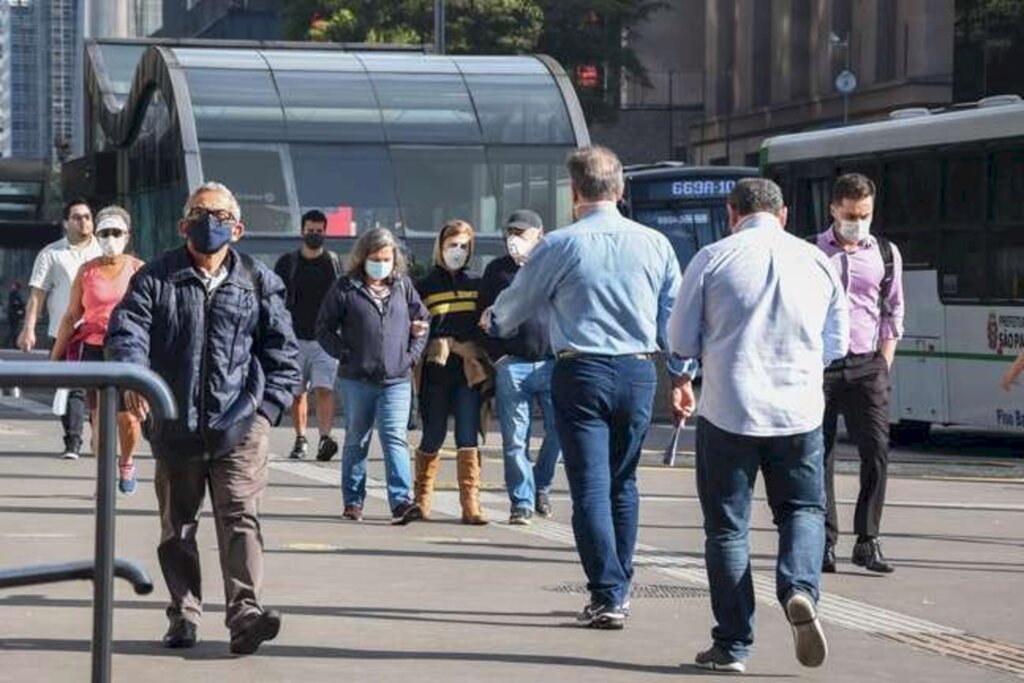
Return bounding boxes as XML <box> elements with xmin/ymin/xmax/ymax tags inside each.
<box><xmin>836</xmin><ymin>218</ymin><xmax>871</xmax><ymax>243</ymax></box>
<box><xmin>443</xmin><ymin>245</ymin><xmax>469</xmax><ymax>271</ymax></box>
<box><xmin>97</xmin><ymin>234</ymin><xmax>128</xmax><ymax>257</ymax></box>
<box><xmin>506</xmin><ymin>230</ymin><xmax>541</xmax><ymax>265</ymax></box>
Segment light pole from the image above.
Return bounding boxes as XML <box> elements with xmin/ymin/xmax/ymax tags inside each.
<box><xmin>434</xmin><ymin>0</ymin><xmax>445</xmax><ymax>55</ymax></box>
<box><xmin>830</xmin><ymin>31</ymin><xmax>855</xmax><ymax>125</ymax></box>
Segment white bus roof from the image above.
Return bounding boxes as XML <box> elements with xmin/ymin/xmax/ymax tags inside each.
<box><xmin>762</xmin><ymin>98</ymin><xmax>1024</xmax><ymax>164</ymax></box>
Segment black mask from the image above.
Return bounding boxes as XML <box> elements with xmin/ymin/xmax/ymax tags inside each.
<box><xmin>303</xmin><ymin>233</ymin><xmax>325</xmax><ymax>249</ymax></box>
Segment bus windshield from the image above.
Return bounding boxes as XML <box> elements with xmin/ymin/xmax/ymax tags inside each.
<box><xmin>623</xmin><ymin>165</ymin><xmax>757</xmax><ymax>270</ymax></box>
<box><xmin>631</xmin><ymin>206</ymin><xmax>726</xmax><ymax>268</ymax></box>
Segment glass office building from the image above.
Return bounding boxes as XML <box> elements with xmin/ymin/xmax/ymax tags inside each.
<box><xmin>82</xmin><ymin>40</ymin><xmax>589</xmax><ymax>263</ymax></box>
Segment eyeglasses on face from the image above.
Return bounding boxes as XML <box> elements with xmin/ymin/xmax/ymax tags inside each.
<box><xmin>97</xmin><ymin>228</ymin><xmax>127</xmax><ymax>239</ymax></box>
<box><xmin>185</xmin><ymin>206</ymin><xmax>237</xmax><ymax>224</ymax></box>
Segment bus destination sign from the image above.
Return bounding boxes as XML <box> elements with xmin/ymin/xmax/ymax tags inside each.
<box><xmin>633</xmin><ymin>178</ymin><xmax>738</xmax><ymax>202</ymax></box>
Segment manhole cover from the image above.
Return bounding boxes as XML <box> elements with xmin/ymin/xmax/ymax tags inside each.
<box><xmin>545</xmin><ymin>582</ymin><xmax>708</xmax><ymax>599</ymax></box>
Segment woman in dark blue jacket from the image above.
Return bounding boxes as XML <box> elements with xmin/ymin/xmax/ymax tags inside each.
<box><xmin>316</xmin><ymin>228</ymin><xmax>429</xmax><ymax>525</ymax></box>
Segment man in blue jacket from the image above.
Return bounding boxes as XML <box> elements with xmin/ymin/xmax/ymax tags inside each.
<box><xmin>107</xmin><ymin>182</ymin><xmax>300</xmax><ymax>655</ymax></box>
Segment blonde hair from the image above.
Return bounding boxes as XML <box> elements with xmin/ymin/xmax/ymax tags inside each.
<box><xmin>432</xmin><ymin>219</ymin><xmax>475</xmax><ymax>269</ymax></box>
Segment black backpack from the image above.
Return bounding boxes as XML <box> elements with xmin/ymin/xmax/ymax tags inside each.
<box><xmin>279</xmin><ymin>249</ymin><xmax>343</xmax><ymax>308</ymax></box>
<box><xmin>875</xmin><ymin>236</ymin><xmax>895</xmax><ymax>316</ymax></box>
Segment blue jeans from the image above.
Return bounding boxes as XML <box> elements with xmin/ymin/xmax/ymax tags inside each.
<box><xmin>418</xmin><ymin>357</ymin><xmax>481</xmax><ymax>453</ymax></box>
<box><xmin>339</xmin><ymin>378</ymin><xmax>414</xmax><ymax>512</ymax></box>
<box><xmin>551</xmin><ymin>355</ymin><xmax>656</xmax><ymax>608</ymax></box>
<box><xmin>695</xmin><ymin>416</ymin><xmax>826</xmax><ymax>661</ymax></box>
<box><xmin>495</xmin><ymin>357</ymin><xmax>561</xmax><ymax>510</ymax></box>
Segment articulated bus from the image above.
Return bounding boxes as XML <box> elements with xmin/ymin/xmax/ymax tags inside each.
<box><xmin>622</xmin><ymin>163</ymin><xmax>757</xmax><ymax>271</ymax></box>
<box><xmin>760</xmin><ymin>95</ymin><xmax>1024</xmax><ymax>440</ymax></box>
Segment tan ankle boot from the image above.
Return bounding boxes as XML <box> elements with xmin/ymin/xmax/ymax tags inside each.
<box><xmin>456</xmin><ymin>448</ymin><xmax>487</xmax><ymax>525</ymax></box>
<box><xmin>414</xmin><ymin>450</ymin><xmax>441</xmax><ymax>519</ymax></box>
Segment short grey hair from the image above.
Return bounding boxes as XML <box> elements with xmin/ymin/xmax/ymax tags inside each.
<box><xmin>94</xmin><ymin>205</ymin><xmax>131</xmax><ymax>231</ymax></box>
<box><xmin>567</xmin><ymin>145</ymin><xmax>625</xmax><ymax>202</ymax></box>
<box><xmin>727</xmin><ymin>178</ymin><xmax>785</xmax><ymax>216</ymax></box>
<box><xmin>185</xmin><ymin>181</ymin><xmax>242</xmax><ymax>220</ymax></box>
<box><xmin>347</xmin><ymin>228</ymin><xmax>407</xmax><ymax>281</ymax></box>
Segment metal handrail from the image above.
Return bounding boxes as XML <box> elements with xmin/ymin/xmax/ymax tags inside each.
<box><xmin>0</xmin><ymin>361</ymin><xmax>176</xmax><ymax>683</ymax></box>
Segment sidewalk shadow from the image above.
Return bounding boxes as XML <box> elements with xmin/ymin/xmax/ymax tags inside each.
<box><xmin>0</xmin><ymin>595</ymin><xmax>577</xmax><ymax>630</ymax></box>
<box><xmin>0</xmin><ymin>637</ymin><xmax>794</xmax><ymax>677</ymax></box>
<box><xmin>265</xmin><ymin>546</ymin><xmax>576</xmax><ymax>566</ymax></box>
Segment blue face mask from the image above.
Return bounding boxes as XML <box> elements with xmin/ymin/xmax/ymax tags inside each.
<box><xmin>364</xmin><ymin>259</ymin><xmax>394</xmax><ymax>281</ymax></box>
<box><xmin>186</xmin><ymin>212</ymin><xmax>234</xmax><ymax>254</ymax></box>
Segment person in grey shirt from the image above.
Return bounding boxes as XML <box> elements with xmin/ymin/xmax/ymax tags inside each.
<box><xmin>669</xmin><ymin>178</ymin><xmax>848</xmax><ymax>673</ymax></box>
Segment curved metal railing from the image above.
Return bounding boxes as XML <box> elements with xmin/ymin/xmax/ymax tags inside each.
<box><xmin>0</xmin><ymin>361</ymin><xmax>176</xmax><ymax>683</ymax></box>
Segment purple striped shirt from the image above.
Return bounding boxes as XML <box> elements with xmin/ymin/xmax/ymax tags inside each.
<box><xmin>816</xmin><ymin>228</ymin><xmax>904</xmax><ymax>355</ymax></box>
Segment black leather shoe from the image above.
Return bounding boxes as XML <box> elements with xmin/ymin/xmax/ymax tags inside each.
<box><xmin>230</xmin><ymin>609</ymin><xmax>281</xmax><ymax>655</ymax></box>
<box><xmin>822</xmin><ymin>543</ymin><xmax>836</xmax><ymax>573</ymax></box>
<box><xmin>851</xmin><ymin>538</ymin><xmax>895</xmax><ymax>574</ymax></box>
<box><xmin>162</xmin><ymin>618</ymin><xmax>198</xmax><ymax>648</ymax></box>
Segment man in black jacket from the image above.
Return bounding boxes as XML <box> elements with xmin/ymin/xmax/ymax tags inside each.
<box><xmin>480</xmin><ymin>209</ymin><xmax>561</xmax><ymax>525</ymax></box>
<box><xmin>107</xmin><ymin>181</ymin><xmax>300</xmax><ymax>655</ymax></box>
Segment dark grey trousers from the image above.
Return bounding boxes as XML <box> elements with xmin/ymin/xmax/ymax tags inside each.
<box><xmin>154</xmin><ymin>416</ymin><xmax>271</xmax><ymax>633</ymax></box>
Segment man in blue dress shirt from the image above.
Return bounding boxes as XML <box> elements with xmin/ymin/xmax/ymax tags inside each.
<box><xmin>486</xmin><ymin>145</ymin><xmax>694</xmax><ymax>630</ymax></box>
<box><xmin>669</xmin><ymin>178</ymin><xmax>849</xmax><ymax>673</ymax></box>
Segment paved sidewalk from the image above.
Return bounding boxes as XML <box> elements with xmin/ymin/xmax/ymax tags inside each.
<box><xmin>0</xmin><ymin>417</ymin><xmax>1022</xmax><ymax>682</ymax></box>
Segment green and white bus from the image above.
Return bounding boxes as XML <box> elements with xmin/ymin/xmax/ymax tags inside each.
<box><xmin>760</xmin><ymin>95</ymin><xmax>1024</xmax><ymax>440</ymax></box>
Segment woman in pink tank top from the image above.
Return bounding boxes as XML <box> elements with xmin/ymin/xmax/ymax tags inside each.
<box><xmin>52</xmin><ymin>206</ymin><xmax>145</xmax><ymax>495</ymax></box>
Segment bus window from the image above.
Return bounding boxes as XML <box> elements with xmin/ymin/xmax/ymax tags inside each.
<box><xmin>990</xmin><ymin>231</ymin><xmax>1024</xmax><ymax>301</ymax></box>
<box><xmin>881</xmin><ymin>156</ymin><xmax>939</xmax><ymax>231</ymax></box>
<box><xmin>944</xmin><ymin>154</ymin><xmax>986</xmax><ymax>226</ymax></box>
<box><xmin>941</xmin><ymin>232</ymin><xmax>987</xmax><ymax>300</ymax></box>
<box><xmin>992</xmin><ymin>149</ymin><xmax>1024</xmax><ymax>224</ymax></box>
<box><xmin>793</xmin><ymin>176</ymin><xmax>830</xmax><ymax>236</ymax></box>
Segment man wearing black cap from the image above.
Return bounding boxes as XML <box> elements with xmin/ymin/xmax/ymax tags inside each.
<box><xmin>479</xmin><ymin>209</ymin><xmax>561</xmax><ymax>525</ymax></box>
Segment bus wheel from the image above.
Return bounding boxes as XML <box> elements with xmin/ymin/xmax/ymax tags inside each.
<box><xmin>890</xmin><ymin>420</ymin><xmax>931</xmax><ymax>446</ymax></box>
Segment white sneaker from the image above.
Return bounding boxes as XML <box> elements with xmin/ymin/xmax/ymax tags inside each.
<box><xmin>785</xmin><ymin>591</ymin><xmax>828</xmax><ymax>667</ymax></box>
<box><xmin>60</xmin><ymin>449</ymin><xmax>79</xmax><ymax>460</ymax></box>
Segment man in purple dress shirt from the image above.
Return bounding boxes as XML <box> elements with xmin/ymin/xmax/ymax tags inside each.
<box><xmin>815</xmin><ymin>173</ymin><xmax>904</xmax><ymax>575</ymax></box>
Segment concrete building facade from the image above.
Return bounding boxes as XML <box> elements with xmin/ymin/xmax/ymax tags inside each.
<box><xmin>589</xmin><ymin>0</ymin><xmax>706</xmax><ymax>164</ymax></box>
<box><xmin>692</xmin><ymin>0</ymin><xmax>955</xmax><ymax>166</ymax></box>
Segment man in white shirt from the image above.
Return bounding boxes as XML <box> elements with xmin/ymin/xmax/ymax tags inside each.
<box><xmin>669</xmin><ymin>178</ymin><xmax>849</xmax><ymax>673</ymax></box>
<box><xmin>19</xmin><ymin>198</ymin><xmax>101</xmax><ymax>459</ymax></box>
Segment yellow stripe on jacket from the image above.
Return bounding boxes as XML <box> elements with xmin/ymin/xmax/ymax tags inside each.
<box><xmin>422</xmin><ymin>290</ymin><xmax>479</xmax><ymax>307</ymax></box>
<box><xmin>429</xmin><ymin>301</ymin><xmax>478</xmax><ymax>316</ymax></box>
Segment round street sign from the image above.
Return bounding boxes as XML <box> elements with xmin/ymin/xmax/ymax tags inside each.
<box><xmin>835</xmin><ymin>69</ymin><xmax>857</xmax><ymax>94</ymax></box>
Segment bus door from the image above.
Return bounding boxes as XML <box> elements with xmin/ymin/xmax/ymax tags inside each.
<box><xmin>891</xmin><ymin>269</ymin><xmax>948</xmax><ymax>426</ymax></box>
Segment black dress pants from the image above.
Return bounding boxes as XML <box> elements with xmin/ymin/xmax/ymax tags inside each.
<box><xmin>822</xmin><ymin>352</ymin><xmax>890</xmax><ymax>546</ymax></box>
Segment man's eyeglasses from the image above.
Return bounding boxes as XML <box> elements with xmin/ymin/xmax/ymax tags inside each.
<box><xmin>185</xmin><ymin>207</ymin><xmax>237</xmax><ymax>224</ymax></box>
<box><xmin>97</xmin><ymin>228</ymin><xmax>127</xmax><ymax>239</ymax></box>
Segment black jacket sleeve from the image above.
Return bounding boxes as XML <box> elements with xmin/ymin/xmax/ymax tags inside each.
<box><xmin>315</xmin><ymin>279</ymin><xmax>348</xmax><ymax>361</ymax></box>
<box><xmin>255</xmin><ymin>267</ymin><xmax>301</xmax><ymax>425</ymax></box>
<box><xmin>405</xmin><ymin>277</ymin><xmax>430</xmax><ymax>369</ymax></box>
<box><xmin>106</xmin><ymin>267</ymin><xmax>156</xmax><ymax>367</ymax></box>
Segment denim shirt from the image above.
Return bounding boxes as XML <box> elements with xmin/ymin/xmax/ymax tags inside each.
<box><xmin>489</xmin><ymin>203</ymin><xmax>694</xmax><ymax>377</ymax></box>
